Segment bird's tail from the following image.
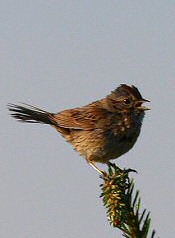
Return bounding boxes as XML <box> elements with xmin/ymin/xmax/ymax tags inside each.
<box><xmin>8</xmin><ymin>103</ymin><xmax>55</xmax><ymax>125</ymax></box>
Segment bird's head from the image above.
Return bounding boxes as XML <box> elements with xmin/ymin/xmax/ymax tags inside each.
<box><xmin>104</xmin><ymin>84</ymin><xmax>150</xmax><ymax>114</ymax></box>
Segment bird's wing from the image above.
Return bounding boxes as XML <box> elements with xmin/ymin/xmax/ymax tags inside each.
<box><xmin>53</xmin><ymin>104</ymin><xmax>109</xmax><ymax>130</ymax></box>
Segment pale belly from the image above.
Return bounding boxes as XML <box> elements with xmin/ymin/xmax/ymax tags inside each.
<box><xmin>69</xmin><ymin>127</ymin><xmax>141</xmax><ymax>164</ymax></box>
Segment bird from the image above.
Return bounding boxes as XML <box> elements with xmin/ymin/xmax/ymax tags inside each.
<box><xmin>8</xmin><ymin>84</ymin><xmax>149</xmax><ymax>174</ymax></box>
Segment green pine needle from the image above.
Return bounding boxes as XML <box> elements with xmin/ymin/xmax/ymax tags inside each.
<box><xmin>100</xmin><ymin>163</ymin><xmax>156</xmax><ymax>238</ymax></box>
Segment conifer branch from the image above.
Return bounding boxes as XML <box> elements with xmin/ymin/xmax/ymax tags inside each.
<box><xmin>100</xmin><ymin>163</ymin><xmax>156</xmax><ymax>238</ymax></box>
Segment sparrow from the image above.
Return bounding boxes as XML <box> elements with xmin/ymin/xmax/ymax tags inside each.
<box><xmin>8</xmin><ymin>84</ymin><xmax>149</xmax><ymax>174</ymax></box>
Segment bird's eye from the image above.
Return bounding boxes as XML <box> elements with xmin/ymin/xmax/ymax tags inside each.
<box><xmin>123</xmin><ymin>98</ymin><xmax>131</xmax><ymax>105</ymax></box>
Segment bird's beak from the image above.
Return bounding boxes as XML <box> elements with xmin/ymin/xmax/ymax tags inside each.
<box><xmin>135</xmin><ymin>99</ymin><xmax>150</xmax><ymax>111</ymax></box>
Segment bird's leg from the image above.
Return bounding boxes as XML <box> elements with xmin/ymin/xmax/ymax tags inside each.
<box><xmin>88</xmin><ymin>162</ymin><xmax>104</xmax><ymax>175</ymax></box>
<box><xmin>86</xmin><ymin>156</ymin><xmax>104</xmax><ymax>175</ymax></box>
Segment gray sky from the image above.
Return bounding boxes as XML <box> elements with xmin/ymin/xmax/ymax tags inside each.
<box><xmin>1</xmin><ymin>1</ymin><xmax>175</xmax><ymax>237</ymax></box>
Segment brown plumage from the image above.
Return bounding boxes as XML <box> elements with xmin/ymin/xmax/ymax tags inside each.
<box><xmin>8</xmin><ymin>84</ymin><xmax>149</xmax><ymax>174</ymax></box>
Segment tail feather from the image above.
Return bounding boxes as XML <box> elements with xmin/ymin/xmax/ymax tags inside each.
<box><xmin>7</xmin><ymin>103</ymin><xmax>55</xmax><ymax>125</ymax></box>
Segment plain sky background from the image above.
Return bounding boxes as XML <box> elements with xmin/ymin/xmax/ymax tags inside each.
<box><xmin>1</xmin><ymin>1</ymin><xmax>175</xmax><ymax>237</ymax></box>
